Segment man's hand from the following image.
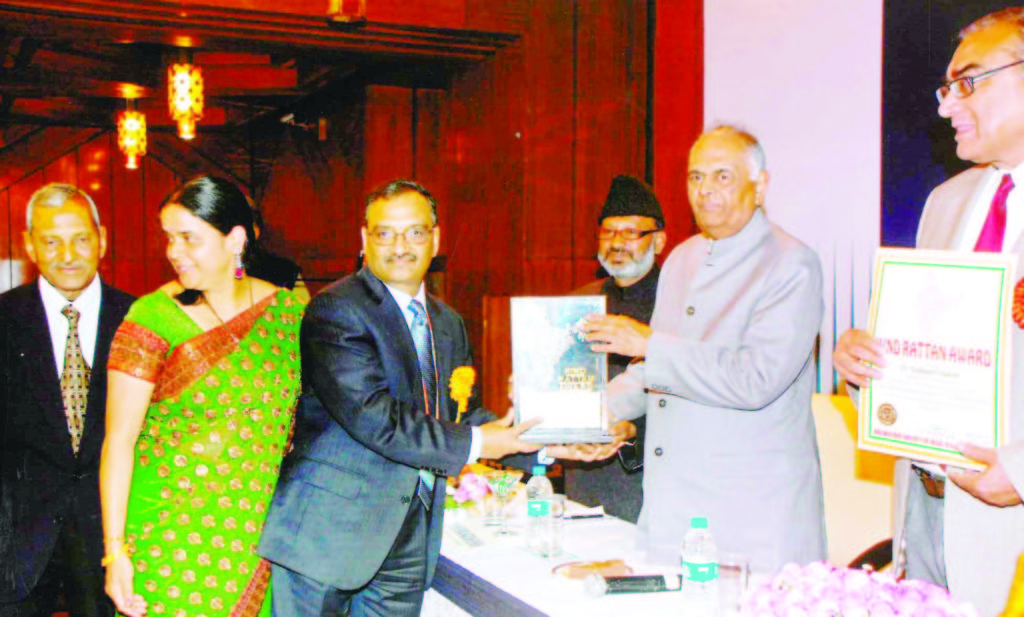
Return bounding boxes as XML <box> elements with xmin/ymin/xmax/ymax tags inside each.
<box><xmin>947</xmin><ymin>444</ymin><xmax>1023</xmax><ymax>507</ymax></box>
<box><xmin>479</xmin><ymin>413</ymin><xmax>543</xmax><ymax>460</ymax></box>
<box><xmin>833</xmin><ymin>328</ymin><xmax>886</xmax><ymax>388</ymax></box>
<box><xmin>584</xmin><ymin>314</ymin><xmax>652</xmax><ymax>358</ymax></box>
<box><xmin>546</xmin><ymin>421</ymin><xmax>637</xmax><ymax>462</ymax></box>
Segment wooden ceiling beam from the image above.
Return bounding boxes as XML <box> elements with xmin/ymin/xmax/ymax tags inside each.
<box><xmin>0</xmin><ymin>1</ymin><xmax>518</xmax><ymax>61</ymax></box>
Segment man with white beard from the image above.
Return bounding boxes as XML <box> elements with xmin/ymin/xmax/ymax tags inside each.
<box><xmin>565</xmin><ymin>174</ymin><xmax>666</xmax><ymax>522</ymax></box>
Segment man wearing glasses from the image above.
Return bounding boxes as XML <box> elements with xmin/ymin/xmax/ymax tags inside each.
<box><xmin>585</xmin><ymin>126</ymin><xmax>827</xmax><ymax>574</ymax></box>
<box><xmin>260</xmin><ymin>179</ymin><xmax>541</xmax><ymax>616</ymax></box>
<box><xmin>564</xmin><ymin>175</ymin><xmax>666</xmax><ymax>523</ymax></box>
<box><xmin>834</xmin><ymin>8</ymin><xmax>1024</xmax><ymax>615</ymax></box>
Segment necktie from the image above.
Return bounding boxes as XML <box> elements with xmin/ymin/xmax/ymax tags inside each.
<box><xmin>60</xmin><ymin>304</ymin><xmax>90</xmax><ymax>454</ymax></box>
<box><xmin>974</xmin><ymin>174</ymin><xmax>1015</xmax><ymax>252</ymax></box>
<box><xmin>409</xmin><ymin>299</ymin><xmax>437</xmax><ymax>509</ymax></box>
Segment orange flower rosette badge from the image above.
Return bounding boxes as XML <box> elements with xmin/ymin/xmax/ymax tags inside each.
<box><xmin>1014</xmin><ymin>277</ymin><xmax>1024</xmax><ymax>330</ymax></box>
<box><xmin>449</xmin><ymin>366</ymin><xmax>476</xmax><ymax>423</ymax></box>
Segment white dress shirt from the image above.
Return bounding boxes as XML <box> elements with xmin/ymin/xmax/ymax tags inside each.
<box><xmin>38</xmin><ymin>274</ymin><xmax>103</xmax><ymax>375</ymax></box>
<box><xmin>381</xmin><ymin>281</ymin><xmax>483</xmax><ymax>463</ymax></box>
<box><xmin>956</xmin><ymin>160</ymin><xmax>1024</xmax><ymax>251</ymax></box>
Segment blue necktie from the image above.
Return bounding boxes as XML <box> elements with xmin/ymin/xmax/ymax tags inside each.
<box><xmin>409</xmin><ymin>299</ymin><xmax>436</xmax><ymax>509</ymax></box>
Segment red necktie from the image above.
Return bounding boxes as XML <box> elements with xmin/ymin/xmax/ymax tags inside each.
<box><xmin>974</xmin><ymin>174</ymin><xmax>1015</xmax><ymax>252</ymax></box>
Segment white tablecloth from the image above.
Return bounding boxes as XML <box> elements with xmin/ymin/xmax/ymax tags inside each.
<box><xmin>425</xmin><ymin>499</ymin><xmax>687</xmax><ymax>617</ymax></box>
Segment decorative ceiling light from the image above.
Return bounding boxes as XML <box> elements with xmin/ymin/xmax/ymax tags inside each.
<box><xmin>327</xmin><ymin>0</ymin><xmax>366</xmax><ymax>23</ymax></box>
<box><xmin>117</xmin><ymin>103</ymin><xmax>147</xmax><ymax>170</ymax></box>
<box><xmin>168</xmin><ymin>62</ymin><xmax>203</xmax><ymax>140</ymax></box>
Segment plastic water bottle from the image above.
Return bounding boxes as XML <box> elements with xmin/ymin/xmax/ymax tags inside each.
<box><xmin>681</xmin><ymin>516</ymin><xmax>719</xmax><ymax>617</ymax></box>
<box><xmin>525</xmin><ymin>465</ymin><xmax>555</xmax><ymax>556</ymax></box>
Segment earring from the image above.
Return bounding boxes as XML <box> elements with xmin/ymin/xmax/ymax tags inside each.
<box><xmin>234</xmin><ymin>252</ymin><xmax>244</xmax><ymax>280</ymax></box>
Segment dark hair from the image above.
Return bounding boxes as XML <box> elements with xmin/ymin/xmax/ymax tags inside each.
<box><xmin>363</xmin><ymin>179</ymin><xmax>438</xmax><ymax>225</ymax></box>
<box><xmin>161</xmin><ymin>175</ymin><xmax>259</xmax><ymax>305</ymax></box>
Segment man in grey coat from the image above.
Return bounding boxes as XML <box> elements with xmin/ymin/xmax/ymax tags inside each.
<box><xmin>584</xmin><ymin>126</ymin><xmax>827</xmax><ymax>573</ymax></box>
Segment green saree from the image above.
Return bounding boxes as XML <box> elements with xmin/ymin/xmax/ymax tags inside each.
<box><xmin>108</xmin><ymin>289</ymin><xmax>304</xmax><ymax>617</ymax></box>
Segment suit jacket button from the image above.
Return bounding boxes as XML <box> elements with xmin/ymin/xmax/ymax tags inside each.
<box><xmin>401</xmin><ymin>496</ymin><xmax>411</xmax><ymax>505</ymax></box>
<box><xmin>658</xmin><ymin>399</ymin><xmax>667</xmax><ymax>408</ymax></box>
<box><xmin>654</xmin><ymin>447</ymin><xmax>664</xmax><ymax>456</ymax></box>
<box><xmin>686</xmin><ymin>306</ymin><xmax>695</xmax><ymax>316</ymax></box>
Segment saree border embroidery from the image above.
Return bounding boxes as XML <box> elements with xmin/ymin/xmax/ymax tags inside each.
<box><xmin>229</xmin><ymin>558</ymin><xmax>271</xmax><ymax>617</ymax></box>
<box><xmin>153</xmin><ymin>295</ymin><xmax>277</xmax><ymax>402</ymax></box>
<box><xmin>109</xmin><ymin>321</ymin><xmax>171</xmax><ymax>382</ymax></box>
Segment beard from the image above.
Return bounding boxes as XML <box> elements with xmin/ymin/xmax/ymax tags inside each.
<box><xmin>598</xmin><ymin>240</ymin><xmax>656</xmax><ymax>281</ymax></box>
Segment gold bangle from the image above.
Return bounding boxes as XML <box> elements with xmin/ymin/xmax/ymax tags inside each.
<box><xmin>101</xmin><ymin>544</ymin><xmax>129</xmax><ymax>567</ymax></box>
<box><xmin>103</xmin><ymin>536</ymin><xmax>125</xmax><ymax>543</ymax></box>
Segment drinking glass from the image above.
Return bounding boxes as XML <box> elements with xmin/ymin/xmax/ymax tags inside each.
<box><xmin>484</xmin><ymin>469</ymin><xmax>524</xmax><ymax>535</ymax></box>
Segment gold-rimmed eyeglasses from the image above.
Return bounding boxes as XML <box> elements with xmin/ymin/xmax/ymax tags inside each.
<box><xmin>936</xmin><ymin>59</ymin><xmax>1024</xmax><ymax>103</ymax></box>
<box><xmin>597</xmin><ymin>227</ymin><xmax>662</xmax><ymax>241</ymax></box>
<box><xmin>368</xmin><ymin>226</ymin><xmax>434</xmax><ymax>246</ymax></box>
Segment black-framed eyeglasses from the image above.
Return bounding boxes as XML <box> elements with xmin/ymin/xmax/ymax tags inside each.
<box><xmin>368</xmin><ymin>226</ymin><xmax>434</xmax><ymax>246</ymax></box>
<box><xmin>936</xmin><ymin>59</ymin><xmax>1024</xmax><ymax>103</ymax></box>
<box><xmin>596</xmin><ymin>227</ymin><xmax>663</xmax><ymax>241</ymax></box>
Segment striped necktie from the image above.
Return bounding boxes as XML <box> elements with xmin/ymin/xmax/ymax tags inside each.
<box><xmin>409</xmin><ymin>299</ymin><xmax>437</xmax><ymax>509</ymax></box>
<box><xmin>60</xmin><ymin>304</ymin><xmax>90</xmax><ymax>454</ymax></box>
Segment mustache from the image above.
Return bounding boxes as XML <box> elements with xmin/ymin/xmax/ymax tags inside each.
<box><xmin>385</xmin><ymin>253</ymin><xmax>418</xmax><ymax>264</ymax></box>
<box><xmin>601</xmin><ymin>248</ymin><xmax>635</xmax><ymax>260</ymax></box>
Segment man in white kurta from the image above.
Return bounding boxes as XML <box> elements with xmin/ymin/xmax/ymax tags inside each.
<box><xmin>834</xmin><ymin>10</ymin><xmax>1024</xmax><ymax>615</ymax></box>
<box><xmin>586</xmin><ymin>126</ymin><xmax>827</xmax><ymax>574</ymax></box>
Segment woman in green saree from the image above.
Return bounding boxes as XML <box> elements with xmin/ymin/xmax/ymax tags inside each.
<box><xmin>99</xmin><ymin>176</ymin><xmax>304</xmax><ymax>617</ymax></box>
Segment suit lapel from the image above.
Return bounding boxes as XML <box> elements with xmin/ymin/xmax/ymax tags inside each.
<box><xmin>83</xmin><ymin>284</ymin><xmax>118</xmax><ymax>440</ymax></box>
<box><xmin>358</xmin><ymin>268</ymin><xmax>426</xmax><ymax>410</ymax></box>
<box><xmin>21</xmin><ymin>284</ymin><xmax>70</xmax><ymax>439</ymax></box>
<box><xmin>427</xmin><ymin>296</ymin><xmax>455</xmax><ymax>421</ymax></box>
<box><xmin>927</xmin><ymin>166</ymin><xmax>994</xmax><ymax>250</ymax></box>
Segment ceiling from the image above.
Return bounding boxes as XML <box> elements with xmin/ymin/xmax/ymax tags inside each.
<box><xmin>0</xmin><ymin>1</ymin><xmax>518</xmax><ymax>135</ymax></box>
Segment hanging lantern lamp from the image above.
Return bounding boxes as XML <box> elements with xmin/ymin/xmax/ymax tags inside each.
<box><xmin>168</xmin><ymin>62</ymin><xmax>204</xmax><ymax>140</ymax></box>
<box><xmin>117</xmin><ymin>104</ymin><xmax>147</xmax><ymax>170</ymax></box>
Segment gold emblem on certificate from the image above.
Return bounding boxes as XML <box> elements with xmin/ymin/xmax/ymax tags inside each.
<box><xmin>876</xmin><ymin>403</ymin><xmax>896</xmax><ymax>426</ymax></box>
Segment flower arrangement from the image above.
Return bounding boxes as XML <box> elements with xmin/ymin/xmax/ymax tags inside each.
<box><xmin>740</xmin><ymin>562</ymin><xmax>978</xmax><ymax>617</ymax></box>
<box><xmin>445</xmin><ymin>463</ymin><xmax>491</xmax><ymax>510</ymax></box>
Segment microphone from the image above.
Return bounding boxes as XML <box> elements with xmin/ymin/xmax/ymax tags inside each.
<box><xmin>584</xmin><ymin>573</ymin><xmax>683</xmax><ymax>596</ymax></box>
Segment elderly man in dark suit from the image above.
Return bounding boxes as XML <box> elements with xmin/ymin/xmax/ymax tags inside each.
<box><xmin>0</xmin><ymin>184</ymin><xmax>134</xmax><ymax>617</ymax></box>
<box><xmin>259</xmin><ymin>179</ymin><xmax>541</xmax><ymax>616</ymax></box>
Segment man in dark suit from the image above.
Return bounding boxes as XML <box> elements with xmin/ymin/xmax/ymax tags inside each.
<box><xmin>565</xmin><ymin>174</ymin><xmax>666</xmax><ymax>522</ymax></box>
<box><xmin>0</xmin><ymin>184</ymin><xmax>134</xmax><ymax>617</ymax></box>
<box><xmin>259</xmin><ymin>179</ymin><xmax>540</xmax><ymax>616</ymax></box>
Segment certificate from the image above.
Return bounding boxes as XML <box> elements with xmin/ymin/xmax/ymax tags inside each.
<box><xmin>859</xmin><ymin>248</ymin><xmax>1014</xmax><ymax>470</ymax></box>
<box><xmin>511</xmin><ymin>296</ymin><xmax>612</xmax><ymax>444</ymax></box>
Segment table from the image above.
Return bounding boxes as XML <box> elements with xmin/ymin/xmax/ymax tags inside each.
<box><xmin>423</xmin><ymin>498</ymin><xmax>686</xmax><ymax>617</ymax></box>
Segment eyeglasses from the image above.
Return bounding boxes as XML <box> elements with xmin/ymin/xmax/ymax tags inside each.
<box><xmin>597</xmin><ymin>227</ymin><xmax>662</xmax><ymax>241</ymax></box>
<box><xmin>368</xmin><ymin>226</ymin><xmax>434</xmax><ymax>246</ymax></box>
<box><xmin>935</xmin><ymin>59</ymin><xmax>1024</xmax><ymax>103</ymax></box>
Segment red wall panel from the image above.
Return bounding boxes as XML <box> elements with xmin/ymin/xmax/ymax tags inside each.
<box><xmin>653</xmin><ymin>0</ymin><xmax>702</xmax><ymax>246</ymax></box>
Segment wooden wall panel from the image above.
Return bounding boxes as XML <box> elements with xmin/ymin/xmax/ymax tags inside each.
<box><xmin>8</xmin><ymin>170</ymin><xmax>42</xmax><ymax>288</ymax></box>
<box><xmin>79</xmin><ymin>136</ymin><xmax>115</xmax><ymax>285</ymax></box>
<box><xmin>141</xmin><ymin>159</ymin><xmax>179</xmax><ymax>293</ymax></box>
<box><xmin>364</xmin><ymin>86</ymin><xmax>414</xmax><ymax>193</ymax></box>
<box><xmin>573</xmin><ymin>0</ymin><xmax>648</xmax><ymax>287</ymax></box>
<box><xmin>111</xmin><ymin>153</ymin><xmax>147</xmax><ymax>296</ymax></box>
<box><xmin>0</xmin><ymin>128</ymin><xmax>100</xmax><ymax>192</ymax></box>
<box><xmin>653</xmin><ymin>0</ymin><xmax>702</xmax><ymax>246</ymax></box>
<box><xmin>43</xmin><ymin>152</ymin><xmax>78</xmax><ymax>186</ymax></box>
<box><xmin>522</xmin><ymin>0</ymin><xmax>574</xmax><ymax>268</ymax></box>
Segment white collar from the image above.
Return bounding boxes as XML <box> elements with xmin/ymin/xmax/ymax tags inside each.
<box><xmin>38</xmin><ymin>273</ymin><xmax>102</xmax><ymax>315</ymax></box>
